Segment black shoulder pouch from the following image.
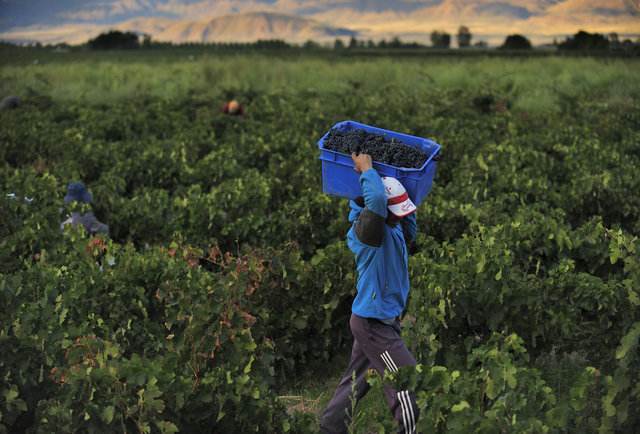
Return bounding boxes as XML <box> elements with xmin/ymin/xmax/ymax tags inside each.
<box><xmin>354</xmin><ymin>209</ymin><xmax>385</xmax><ymax>247</ymax></box>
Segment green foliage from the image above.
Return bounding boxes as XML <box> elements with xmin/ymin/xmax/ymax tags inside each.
<box><xmin>599</xmin><ymin>230</ymin><xmax>640</xmax><ymax>433</ymax></box>
<box><xmin>0</xmin><ymin>234</ymin><xmax>300</xmax><ymax>432</ymax></box>
<box><xmin>366</xmin><ymin>333</ymin><xmax>603</xmax><ymax>433</ymax></box>
<box><xmin>0</xmin><ymin>53</ymin><xmax>638</xmax><ymax>432</ymax></box>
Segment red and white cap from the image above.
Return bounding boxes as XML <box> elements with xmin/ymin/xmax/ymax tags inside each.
<box><xmin>381</xmin><ymin>177</ymin><xmax>417</xmax><ymax>217</ymax></box>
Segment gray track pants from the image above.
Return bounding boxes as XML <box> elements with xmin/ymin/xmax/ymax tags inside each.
<box><xmin>319</xmin><ymin>313</ymin><xmax>419</xmax><ymax>434</ymax></box>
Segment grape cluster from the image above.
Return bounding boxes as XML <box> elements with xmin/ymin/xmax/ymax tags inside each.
<box><xmin>323</xmin><ymin>128</ymin><xmax>427</xmax><ymax>169</ymax></box>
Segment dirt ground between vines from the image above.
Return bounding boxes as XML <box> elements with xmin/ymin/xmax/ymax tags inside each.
<box><xmin>280</xmin><ymin>350</ymin><xmax>394</xmax><ymax>431</ymax></box>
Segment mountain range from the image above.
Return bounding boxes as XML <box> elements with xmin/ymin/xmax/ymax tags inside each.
<box><xmin>120</xmin><ymin>12</ymin><xmax>355</xmax><ymax>44</ymax></box>
<box><xmin>0</xmin><ymin>0</ymin><xmax>638</xmax><ymax>46</ymax></box>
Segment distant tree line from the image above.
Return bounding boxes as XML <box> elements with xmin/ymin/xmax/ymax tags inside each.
<box><xmin>64</xmin><ymin>28</ymin><xmax>640</xmax><ymax>54</ymax></box>
<box><xmin>87</xmin><ymin>30</ymin><xmax>150</xmax><ymax>50</ymax></box>
<box><xmin>86</xmin><ymin>31</ymin><xmax>291</xmax><ymax>50</ymax></box>
<box><xmin>555</xmin><ymin>30</ymin><xmax>637</xmax><ymax>51</ymax></box>
<box><xmin>334</xmin><ymin>29</ymin><xmax>638</xmax><ymax>51</ymax></box>
<box><xmin>336</xmin><ymin>27</ymin><xmax>481</xmax><ymax>49</ymax></box>
<box><xmin>501</xmin><ymin>34</ymin><xmax>532</xmax><ymax>50</ymax></box>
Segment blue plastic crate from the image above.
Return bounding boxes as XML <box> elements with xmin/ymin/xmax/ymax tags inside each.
<box><xmin>317</xmin><ymin>120</ymin><xmax>441</xmax><ymax>206</ymax></box>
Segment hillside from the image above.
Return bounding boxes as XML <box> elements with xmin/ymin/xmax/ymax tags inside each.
<box><xmin>0</xmin><ymin>1</ymin><xmax>637</xmax><ymax>45</ymax></box>
<box><xmin>146</xmin><ymin>12</ymin><xmax>357</xmax><ymax>43</ymax></box>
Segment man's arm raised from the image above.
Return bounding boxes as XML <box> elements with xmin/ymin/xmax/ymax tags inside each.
<box><xmin>352</xmin><ymin>153</ymin><xmax>386</xmax><ymax>247</ymax></box>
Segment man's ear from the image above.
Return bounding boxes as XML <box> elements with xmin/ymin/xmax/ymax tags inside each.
<box><xmin>354</xmin><ymin>196</ymin><xmax>365</xmax><ymax>208</ymax></box>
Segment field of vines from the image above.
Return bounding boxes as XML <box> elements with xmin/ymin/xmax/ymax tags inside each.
<box><xmin>1</xmin><ymin>49</ymin><xmax>639</xmax><ymax>433</ymax></box>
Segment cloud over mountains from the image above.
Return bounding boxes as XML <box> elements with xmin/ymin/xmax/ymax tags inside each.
<box><xmin>0</xmin><ymin>0</ymin><xmax>638</xmax><ymax>45</ymax></box>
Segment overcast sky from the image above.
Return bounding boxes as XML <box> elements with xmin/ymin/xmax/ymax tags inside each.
<box><xmin>1</xmin><ymin>0</ymin><xmax>638</xmax><ymax>45</ymax></box>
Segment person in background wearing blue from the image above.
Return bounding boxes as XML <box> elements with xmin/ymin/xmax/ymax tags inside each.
<box><xmin>320</xmin><ymin>153</ymin><xmax>420</xmax><ymax>434</ymax></box>
<box><xmin>60</xmin><ymin>181</ymin><xmax>109</xmax><ymax>237</ymax></box>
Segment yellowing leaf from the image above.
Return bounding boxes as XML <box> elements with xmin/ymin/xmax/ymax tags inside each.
<box><xmin>616</xmin><ymin>322</ymin><xmax>640</xmax><ymax>360</ymax></box>
<box><xmin>244</xmin><ymin>355</ymin><xmax>255</xmax><ymax>374</ymax></box>
<box><xmin>59</xmin><ymin>308</ymin><xmax>68</xmax><ymax>325</ymax></box>
<box><xmin>3</xmin><ymin>387</ymin><xmax>19</xmax><ymax>402</ymax></box>
<box><xmin>155</xmin><ymin>421</ymin><xmax>179</xmax><ymax>434</ymax></box>
<box><xmin>101</xmin><ymin>406</ymin><xmax>115</xmax><ymax>424</ymax></box>
<box><xmin>476</xmin><ymin>255</ymin><xmax>486</xmax><ymax>274</ymax></box>
<box><xmin>486</xmin><ymin>377</ymin><xmax>497</xmax><ymax>400</ymax></box>
<box><xmin>476</xmin><ymin>154</ymin><xmax>489</xmax><ymax>171</ymax></box>
<box><xmin>452</xmin><ymin>400</ymin><xmax>470</xmax><ymax>412</ymax></box>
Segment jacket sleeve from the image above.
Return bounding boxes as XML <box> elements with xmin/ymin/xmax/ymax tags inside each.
<box><xmin>79</xmin><ymin>212</ymin><xmax>110</xmax><ymax>237</ymax></box>
<box><xmin>401</xmin><ymin>212</ymin><xmax>418</xmax><ymax>255</ymax></box>
<box><xmin>353</xmin><ymin>169</ymin><xmax>387</xmax><ymax>247</ymax></box>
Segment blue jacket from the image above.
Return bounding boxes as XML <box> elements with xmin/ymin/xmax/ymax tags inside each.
<box><xmin>61</xmin><ymin>211</ymin><xmax>110</xmax><ymax>236</ymax></box>
<box><xmin>347</xmin><ymin>169</ymin><xmax>417</xmax><ymax>320</ymax></box>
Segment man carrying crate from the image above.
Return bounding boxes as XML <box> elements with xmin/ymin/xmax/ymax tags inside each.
<box><xmin>320</xmin><ymin>153</ymin><xmax>420</xmax><ymax>434</ymax></box>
